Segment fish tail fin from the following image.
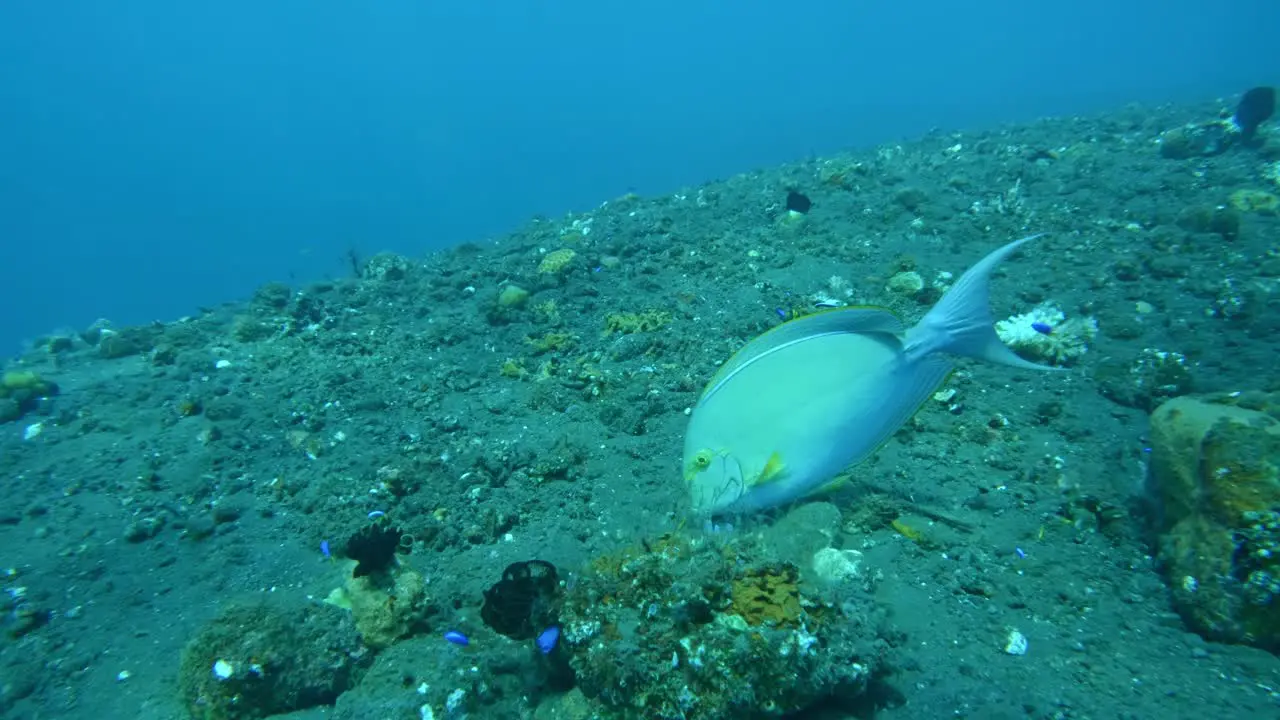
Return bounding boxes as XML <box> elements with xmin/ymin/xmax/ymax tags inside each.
<box><xmin>904</xmin><ymin>234</ymin><xmax>1060</xmax><ymax>372</ymax></box>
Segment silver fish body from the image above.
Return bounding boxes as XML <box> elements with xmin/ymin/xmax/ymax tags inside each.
<box><xmin>682</xmin><ymin>235</ymin><xmax>1058</xmax><ymax>516</ymax></box>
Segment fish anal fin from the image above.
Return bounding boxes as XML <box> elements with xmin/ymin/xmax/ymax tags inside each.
<box><xmin>810</xmin><ymin>471</ymin><xmax>852</xmax><ymax>497</ymax></box>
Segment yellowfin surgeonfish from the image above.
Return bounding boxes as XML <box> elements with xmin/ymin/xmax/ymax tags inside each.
<box><xmin>682</xmin><ymin>235</ymin><xmax>1061</xmax><ymax>516</ymax></box>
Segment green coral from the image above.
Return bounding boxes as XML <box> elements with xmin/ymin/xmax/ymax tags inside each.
<box><xmin>603</xmin><ymin>310</ymin><xmax>671</xmax><ymax>335</ymax></box>
<box><xmin>1151</xmin><ymin>393</ymin><xmax>1280</xmax><ymax>648</ymax></box>
<box><xmin>1176</xmin><ymin>203</ymin><xmax>1241</xmax><ymax>240</ymax></box>
<box><xmin>1096</xmin><ymin>348</ymin><xmax>1193</xmax><ymax>411</ymax></box>
<box><xmin>1237</xmin><ymin>510</ymin><xmax>1280</xmax><ymax>606</ymax></box>
<box><xmin>526</xmin><ymin>332</ymin><xmax>576</xmax><ymax>354</ymax></box>
<box><xmin>177</xmin><ymin>599</ymin><xmax>369</xmax><ymax>720</ymax></box>
<box><xmin>0</xmin><ymin>370</ymin><xmax>58</xmax><ymax>424</ymax></box>
<box><xmin>2</xmin><ymin>370</ymin><xmax>52</xmax><ymax>394</ymax></box>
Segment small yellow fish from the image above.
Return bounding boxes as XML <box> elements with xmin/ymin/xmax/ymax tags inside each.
<box><xmin>683</xmin><ymin>235</ymin><xmax>1061</xmax><ymax>516</ymax></box>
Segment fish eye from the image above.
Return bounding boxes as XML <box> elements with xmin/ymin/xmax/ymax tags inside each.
<box><xmin>692</xmin><ymin>450</ymin><xmax>714</xmax><ymax>471</ymax></box>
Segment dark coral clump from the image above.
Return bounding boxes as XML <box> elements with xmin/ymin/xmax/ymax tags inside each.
<box><xmin>343</xmin><ymin>519</ymin><xmax>409</xmax><ymax>579</ymax></box>
<box><xmin>481</xmin><ymin>560</ymin><xmax>561</xmax><ymax>640</ymax></box>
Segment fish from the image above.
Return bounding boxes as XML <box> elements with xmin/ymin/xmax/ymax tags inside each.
<box><xmin>1234</xmin><ymin>86</ymin><xmax>1276</xmax><ymax>140</ymax></box>
<box><xmin>682</xmin><ymin>234</ymin><xmax>1061</xmax><ymax>516</ymax></box>
<box><xmin>536</xmin><ymin>625</ymin><xmax>560</xmax><ymax>654</ymax></box>
<box><xmin>785</xmin><ymin>190</ymin><xmax>812</xmax><ymax>214</ymax></box>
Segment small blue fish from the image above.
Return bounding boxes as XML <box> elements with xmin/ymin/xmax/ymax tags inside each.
<box><xmin>320</xmin><ymin>540</ymin><xmax>331</xmax><ymax>558</ymax></box>
<box><xmin>1030</xmin><ymin>321</ymin><xmax>1053</xmax><ymax>335</ymax></box>
<box><xmin>443</xmin><ymin>630</ymin><xmax>469</xmax><ymax>646</ymax></box>
<box><xmin>536</xmin><ymin>625</ymin><xmax>560</xmax><ymax>654</ymax></box>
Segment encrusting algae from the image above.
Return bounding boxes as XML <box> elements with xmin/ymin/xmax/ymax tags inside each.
<box><xmin>1150</xmin><ymin>391</ymin><xmax>1280</xmax><ymax>648</ymax></box>
<box><xmin>603</xmin><ymin>309</ymin><xmax>671</xmax><ymax>334</ymax></box>
<box><xmin>537</xmin><ymin>248</ymin><xmax>577</xmax><ymax>274</ymax></box>
<box><xmin>729</xmin><ymin>564</ymin><xmax>803</xmax><ymax>628</ymax></box>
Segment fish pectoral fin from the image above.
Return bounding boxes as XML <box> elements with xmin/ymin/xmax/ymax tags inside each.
<box><xmin>750</xmin><ymin>452</ymin><xmax>787</xmax><ymax>486</ymax></box>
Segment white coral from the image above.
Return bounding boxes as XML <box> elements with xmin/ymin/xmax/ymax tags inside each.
<box><xmin>995</xmin><ymin>303</ymin><xmax>1096</xmax><ymax>366</ymax></box>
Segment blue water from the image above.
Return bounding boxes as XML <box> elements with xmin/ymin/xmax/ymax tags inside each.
<box><xmin>1</xmin><ymin>0</ymin><xmax>1275</xmax><ymax>352</ymax></box>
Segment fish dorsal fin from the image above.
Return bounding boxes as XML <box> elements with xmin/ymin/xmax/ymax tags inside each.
<box><xmin>699</xmin><ymin>306</ymin><xmax>903</xmax><ymax>403</ymax></box>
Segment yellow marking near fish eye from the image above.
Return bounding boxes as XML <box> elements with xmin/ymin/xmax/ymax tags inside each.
<box><xmin>685</xmin><ymin>449</ymin><xmax>715</xmax><ymax>483</ymax></box>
